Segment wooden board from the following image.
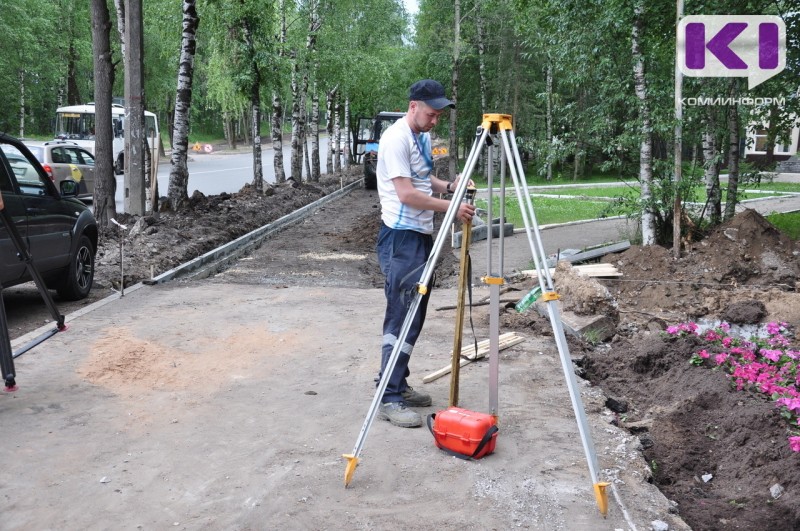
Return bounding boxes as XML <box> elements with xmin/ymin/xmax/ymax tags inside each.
<box><xmin>521</xmin><ymin>263</ymin><xmax>622</xmax><ymax>279</ymax></box>
<box><xmin>422</xmin><ymin>332</ymin><xmax>526</xmax><ymax>383</ymax></box>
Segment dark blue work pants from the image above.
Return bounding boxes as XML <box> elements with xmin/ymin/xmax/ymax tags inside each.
<box><xmin>376</xmin><ymin>223</ymin><xmax>433</xmax><ymax>403</ymax></box>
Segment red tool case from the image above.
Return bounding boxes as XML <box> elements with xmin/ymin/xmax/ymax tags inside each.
<box><xmin>427</xmin><ymin>407</ymin><xmax>498</xmax><ymax>459</ymax></box>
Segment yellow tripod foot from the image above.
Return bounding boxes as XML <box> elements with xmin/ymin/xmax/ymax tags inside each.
<box><xmin>594</xmin><ymin>482</ymin><xmax>611</xmax><ymax>516</ymax></box>
<box><xmin>343</xmin><ymin>454</ymin><xmax>359</xmax><ymax>487</ymax></box>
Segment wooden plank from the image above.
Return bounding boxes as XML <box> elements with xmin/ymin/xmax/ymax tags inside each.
<box><xmin>521</xmin><ymin>264</ymin><xmax>621</xmax><ymax>279</ymax></box>
<box><xmin>423</xmin><ymin>332</ymin><xmax>525</xmax><ymax>383</ymax></box>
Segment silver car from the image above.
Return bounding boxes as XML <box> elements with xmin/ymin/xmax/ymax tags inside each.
<box><xmin>23</xmin><ymin>140</ymin><xmax>96</xmax><ymax>202</ymax></box>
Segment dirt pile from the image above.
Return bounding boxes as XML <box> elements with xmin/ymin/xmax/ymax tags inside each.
<box><xmin>93</xmin><ymin>169</ymin><xmax>363</xmax><ymax>290</ymax></box>
<box><xmin>605</xmin><ymin>209</ymin><xmax>800</xmax><ymax>331</ymax></box>
<box><xmin>576</xmin><ymin>209</ymin><xmax>800</xmax><ymax>530</ymax></box>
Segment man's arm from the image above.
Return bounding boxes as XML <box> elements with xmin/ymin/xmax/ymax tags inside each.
<box><xmin>392</xmin><ymin>177</ymin><xmax>475</xmax><ymax>222</ymax></box>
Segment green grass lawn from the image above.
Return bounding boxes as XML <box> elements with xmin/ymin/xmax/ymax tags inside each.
<box><xmin>766</xmin><ymin>212</ymin><xmax>800</xmax><ymax>240</ymax></box>
<box><xmin>476</xmin><ymin>183</ymin><xmax>800</xmax><ymax>228</ymax></box>
<box><xmin>475</xmin><ymin>196</ymin><xmax>612</xmax><ymax>226</ymax></box>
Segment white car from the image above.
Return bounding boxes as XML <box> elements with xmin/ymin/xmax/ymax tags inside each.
<box><xmin>22</xmin><ymin>140</ymin><xmax>96</xmax><ymax>202</ymax></box>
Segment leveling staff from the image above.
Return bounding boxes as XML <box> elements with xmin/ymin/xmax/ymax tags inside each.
<box><xmin>375</xmin><ymin>79</ymin><xmax>475</xmax><ymax>428</ymax></box>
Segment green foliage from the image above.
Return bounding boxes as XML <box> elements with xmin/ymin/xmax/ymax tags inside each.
<box><xmin>1</xmin><ymin>0</ymin><xmax>795</xmax><ymax>229</ymax></box>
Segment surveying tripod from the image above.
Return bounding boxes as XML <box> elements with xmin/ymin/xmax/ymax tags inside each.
<box><xmin>343</xmin><ymin>114</ymin><xmax>609</xmax><ymax>516</ymax></box>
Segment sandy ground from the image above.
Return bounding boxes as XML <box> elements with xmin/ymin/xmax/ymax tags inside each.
<box><xmin>2</xmin><ymin>278</ymin><xmax>685</xmax><ymax>530</ymax></box>
<box><xmin>6</xmin><ymin>177</ymin><xmax>800</xmax><ymax>529</ymax></box>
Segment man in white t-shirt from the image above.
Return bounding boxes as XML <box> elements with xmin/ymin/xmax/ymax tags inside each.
<box><xmin>375</xmin><ymin>79</ymin><xmax>476</xmax><ymax>428</ymax></box>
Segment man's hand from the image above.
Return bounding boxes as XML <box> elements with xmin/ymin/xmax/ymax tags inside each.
<box><xmin>457</xmin><ymin>201</ymin><xmax>476</xmax><ymax>223</ymax></box>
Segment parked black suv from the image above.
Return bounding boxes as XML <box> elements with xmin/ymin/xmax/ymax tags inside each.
<box><xmin>0</xmin><ymin>133</ymin><xmax>98</xmax><ymax>300</ymax></box>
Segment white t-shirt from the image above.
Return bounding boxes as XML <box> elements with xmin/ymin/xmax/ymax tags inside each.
<box><xmin>376</xmin><ymin>118</ymin><xmax>435</xmax><ymax>234</ymax></box>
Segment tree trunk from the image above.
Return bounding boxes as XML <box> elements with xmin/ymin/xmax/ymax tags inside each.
<box><xmin>113</xmin><ymin>0</ymin><xmax>125</xmax><ymax>61</ymax></box>
<box><xmin>66</xmin><ymin>39</ymin><xmax>81</xmax><ymax>105</ymax></box>
<box><xmin>724</xmin><ymin>98</ymin><xmax>740</xmax><ymax>221</ymax></box>
<box><xmin>271</xmin><ymin>91</ymin><xmax>285</xmax><ymax>183</ymax></box>
<box><xmin>325</xmin><ymin>87</ymin><xmax>337</xmax><ymax>174</ymax></box>
<box><xmin>18</xmin><ymin>70</ymin><xmax>24</xmax><ymax>138</ymax></box>
<box><xmin>310</xmin><ymin>83</ymin><xmax>320</xmax><ymax>181</ymax></box>
<box><xmin>299</xmin><ymin>72</ymin><xmax>309</xmax><ymax>181</ymax></box>
<box><xmin>241</xmin><ymin>109</ymin><xmax>251</xmax><ymax>146</ymax></box>
<box><xmin>764</xmin><ymin>104</ymin><xmax>780</xmax><ymax>167</ymax></box>
<box><xmin>343</xmin><ymin>96</ymin><xmax>350</xmax><ymax>170</ymax></box>
<box><xmin>545</xmin><ymin>62</ymin><xmax>553</xmax><ymax>182</ymax></box>
<box><xmin>702</xmin><ymin>109</ymin><xmax>721</xmax><ymax>226</ymax></box>
<box><xmin>251</xmin><ymin>95</ymin><xmax>264</xmax><ymax>192</ymax></box>
<box><xmin>573</xmin><ymin>91</ymin><xmax>585</xmax><ymax>181</ymax></box>
<box><xmin>476</xmin><ymin>10</ymin><xmax>487</xmax><ymax>175</ymax></box>
<box><xmin>448</xmin><ymin>0</ymin><xmax>460</xmax><ymax>179</ymax></box>
<box><xmin>244</xmin><ymin>21</ymin><xmax>264</xmax><ymax>193</ymax></box>
<box><xmin>223</xmin><ymin>112</ymin><xmax>236</xmax><ymax>150</ymax></box>
<box><xmin>476</xmin><ymin>13</ymin><xmax>487</xmax><ymax>114</ymax></box>
<box><xmin>290</xmin><ymin>59</ymin><xmax>302</xmax><ymax>180</ymax></box>
<box><xmin>307</xmin><ymin>1</ymin><xmax>321</xmax><ymax>181</ymax></box>
<box><xmin>90</xmin><ymin>0</ymin><xmax>117</xmax><ymax>227</ymax></box>
<box><xmin>333</xmin><ymin>102</ymin><xmax>341</xmax><ymax>173</ymax></box>
<box><xmin>632</xmin><ymin>2</ymin><xmax>656</xmax><ymax>245</ymax></box>
<box><xmin>166</xmin><ymin>92</ymin><xmax>174</xmax><ymax>151</ymax></box>
<box><xmin>167</xmin><ymin>0</ymin><xmax>199</xmax><ymax>211</ymax></box>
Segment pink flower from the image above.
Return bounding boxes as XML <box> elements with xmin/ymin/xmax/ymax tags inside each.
<box><xmin>777</xmin><ymin>397</ymin><xmax>800</xmax><ymax>413</ymax></box>
<box><xmin>769</xmin><ymin>335</ymin><xmax>791</xmax><ymax>348</ymax></box>
<box><xmin>681</xmin><ymin>322</ymin><xmax>699</xmax><ymax>334</ymax></box>
<box><xmin>698</xmin><ymin>349</ymin><xmax>710</xmax><ymax>359</ymax></box>
<box><xmin>761</xmin><ymin>349</ymin><xmax>783</xmax><ymax>363</ymax></box>
<box><xmin>789</xmin><ymin>436</ymin><xmax>800</xmax><ymax>452</ymax></box>
<box><xmin>666</xmin><ymin>325</ymin><xmax>680</xmax><ymax>335</ymax></box>
<box><xmin>722</xmin><ymin>337</ymin><xmax>733</xmax><ymax>348</ymax></box>
<box><xmin>715</xmin><ymin>353</ymin><xmax>729</xmax><ymax>365</ymax></box>
<box><xmin>766</xmin><ymin>322</ymin><xmax>786</xmax><ymax>335</ymax></box>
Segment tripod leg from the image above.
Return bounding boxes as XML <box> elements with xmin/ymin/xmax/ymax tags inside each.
<box><xmin>498</xmin><ymin>125</ymin><xmax>609</xmax><ymax>515</ymax></box>
<box><xmin>0</xmin><ymin>283</ymin><xmax>17</xmax><ymax>391</ymax></box>
<box><xmin>0</xmin><ymin>207</ymin><xmax>65</xmax><ymax>330</ymax></box>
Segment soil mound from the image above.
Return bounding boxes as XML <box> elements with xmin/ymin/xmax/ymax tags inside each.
<box><xmin>576</xmin><ymin>209</ymin><xmax>800</xmax><ymax>530</ymax></box>
<box><xmin>605</xmin><ymin>209</ymin><xmax>800</xmax><ymax>328</ymax></box>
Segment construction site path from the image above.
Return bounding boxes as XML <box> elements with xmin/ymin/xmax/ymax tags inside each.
<box><xmin>2</xmin><ymin>187</ymin><xmax>692</xmax><ymax>530</ymax></box>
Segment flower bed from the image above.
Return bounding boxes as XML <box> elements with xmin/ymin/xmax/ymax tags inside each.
<box><xmin>666</xmin><ymin>321</ymin><xmax>800</xmax><ymax>452</ymax></box>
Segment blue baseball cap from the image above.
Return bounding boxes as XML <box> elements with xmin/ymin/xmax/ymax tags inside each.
<box><xmin>408</xmin><ymin>79</ymin><xmax>455</xmax><ymax>110</ymax></box>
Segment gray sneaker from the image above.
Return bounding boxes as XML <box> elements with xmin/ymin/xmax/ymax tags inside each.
<box><xmin>401</xmin><ymin>386</ymin><xmax>432</xmax><ymax>407</ymax></box>
<box><xmin>379</xmin><ymin>402</ymin><xmax>422</xmax><ymax>428</ymax></box>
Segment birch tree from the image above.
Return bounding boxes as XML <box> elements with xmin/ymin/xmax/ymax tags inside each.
<box><xmin>272</xmin><ymin>92</ymin><xmax>285</xmax><ymax>183</ymax></box>
<box><xmin>325</xmin><ymin>86</ymin><xmax>337</xmax><ymax>174</ymax></box>
<box><xmin>631</xmin><ymin>1</ymin><xmax>655</xmax><ymax>245</ymax></box>
<box><xmin>167</xmin><ymin>0</ymin><xmax>200</xmax><ymax>210</ymax></box>
<box><xmin>448</xmin><ymin>0</ymin><xmax>460</xmax><ymax>178</ymax></box>
<box><xmin>290</xmin><ymin>58</ymin><xmax>302</xmax><ymax>180</ymax></box>
<box><xmin>272</xmin><ymin>0</ymin><xmax>288</xmax><ymax>184</ymax></box>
